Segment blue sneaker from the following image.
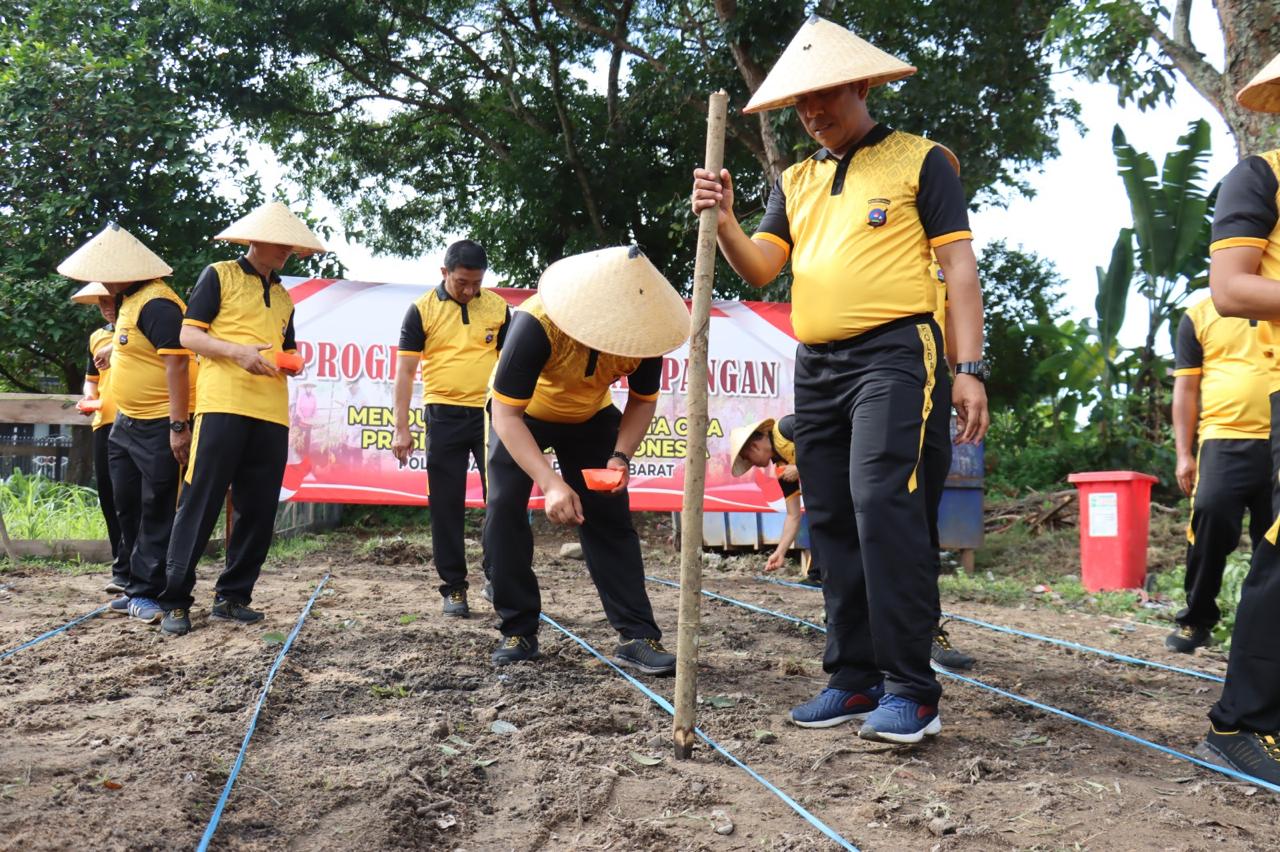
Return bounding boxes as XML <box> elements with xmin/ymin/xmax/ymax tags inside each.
<box><xmin>128</xmin><ymin>597</ymin><xmax>164</xmax><ymax>624</ymax></box>
<box><xmin>858</xmin><ymin>693</ymin><xmax>941</xmax><ymax>744</ymax></box>
<box><xmin>108</xmin><ymin>595</ymin><xmax>130</xmax><ymax>614</ymax></box>
<box><xmin>789</xmin><ymin>683</ymin><xmax>884</xmax><ymax>728</ymax></box>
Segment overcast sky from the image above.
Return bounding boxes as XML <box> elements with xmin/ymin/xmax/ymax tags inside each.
<box><xmin>254</xmin><ymin>4</ymin><xmax>1237</xmax><ymax>353</ymax></box>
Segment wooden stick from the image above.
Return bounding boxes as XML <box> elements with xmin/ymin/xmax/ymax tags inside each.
<box><xmin>673</xmin><ymin>89</ymin><xmax>728</xmax><ymax>760</ymax></box>
<box><xmin>0</xmin><ymin>504</ymin><xmax>16</xmax><ymax>562</ymax></box>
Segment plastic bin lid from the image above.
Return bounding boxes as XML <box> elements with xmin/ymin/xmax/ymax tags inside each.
<box><xmin>1067</xmin><ymin>470</ymin><xmax>1159</xmax><ymax>484</ymax></box>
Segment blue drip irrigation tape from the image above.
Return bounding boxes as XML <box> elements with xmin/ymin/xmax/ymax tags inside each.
<box><xmin>656</xmin><ymin>578</ymin><xmax>1280</xmax><ymax>797</ymax></box>
<box><xmin>539</xmin><ymin>612</ymin><xmax>860</xmax><ymax>852</ymax></box>
<box><xmin>647</xmin><ymin>576</ymin><xmax>824</xmax><ymax>632</ymax></box>
<box><xmin>197</xmin><ymin>574</ymin><xmax>331</xmax><ymax>852</ymax></box>
<box><xmin>0</xmin><ymin>604</ymin><xmax>110</xmax><ymax>661</ymax></box>
<box><xmin>753</xmin><ymin>574</ymin><xmax>1225</xmax><ymax>684</ymax></box>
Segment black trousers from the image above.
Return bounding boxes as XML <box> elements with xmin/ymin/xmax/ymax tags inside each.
<box><xmin>108</xmin><ymin>414</ymin><xmax>179</xmax><ymax>600</ymax></box>
<box><xmin>425</xmin><ymin>403</ymin><xmax>489</xmax><ymax>595</ymax></box>
<box><xmin>159</xmin><ymin>413</ymin><xmax>288</xmax><ymax>611</ymax></box>
<box><xmin>1211</xmin><ymin>393</ymin><xmax>1280</xmax><ymax>733</ymax></box>
<box><xmin>1178</xmin><ymin>438</ymin><xmax>1271</xmax><ymax>630</ymax></box>
<box><xmin>484</xmin><ymin>405</ymin><xmax>661</xmax><ymax>640</ymax></box>
<box><xmin>93</xmin><ymin>423</ymin><xmax>127</xmax><ymax>582</ymax></box>
<box><xmin>795</xmin><ymin>316</ymin><xmax>946</xmax><ymax>705</ymax></box>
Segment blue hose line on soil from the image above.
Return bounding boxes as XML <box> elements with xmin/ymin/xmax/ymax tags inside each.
<box><xmin>752</xmin><ymin>574</ymin><xmax>1225</xmax><ymax>684</ymax></box>
<box><xmin>658</xmin><ymin>578</ymin><xmax>1280</xmax><ymax>797</ymax></box>
<box><xmin>538</xmin><ymin>612</ymin><xmax>861</xmax><ymax>852</ymax></box>
<box><xmin>197</xmin><ymin>574</ymin><xmax>331</xmax><ymax>852</ymax></box>
<box><xmin>646</xmin><ymin>576</ymin><xmax>826</xmax><ymax>632</ymax></box>
<box><xmin>0</xmin><ymin>604</ymin><xmax>110</xmax><ymax>661</ymax></box>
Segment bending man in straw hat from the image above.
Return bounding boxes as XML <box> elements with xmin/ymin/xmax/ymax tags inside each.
<box><xmin>58</xmin><ymin>225</ymin><xmax>196</xmax><ymax>625</ymax></box>
<box><xmin>393</xmin><ymin>239</ymin><xmax>509</xmax><ymax>617</ymax></box>
<box><xmin>1197</xmin><ymin>54</ymin><xmax>1280</xmax><ymax>785</ymax></box>
<box><xmin>157</xmin><ymin>202</ymin><xmax>322</xmax><ymax>636</ymax></box>
<box><xmin>691</xmin><ymin>15</ymin><xmax>989</xmax><ymax>743</ymax></box>
<box><xmin>72</xmin><ymin>281</ymin><xmax>127</xmax><ymax>593</ymax></box>
<box><xmin>485</xmin><ymin>246</ymin><xmax>687</xmax><ymax>674</ymax></box>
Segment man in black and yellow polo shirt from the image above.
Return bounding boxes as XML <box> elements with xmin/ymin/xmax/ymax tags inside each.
<box><xmin>1198</xmin><ymin>53</ymin><xmax>1280</xmax><ymax>785</ymax></box>
<box><xmin>58</xmin><ymin>225</ymin><xmax>195</xmax><ymax>625</ymax></box>
<box><xmin>393</xmin><ymin>240</ymin><xmax>509</xmax><ymax>617</ymax></box>
<box><xmin>485</xmin><ymin>246</ymin><xmax>688</xmax><ymax>674</ymax></box>
<box><xmin>691</xmin><ymin>16</ymin><xmax>988</xmax><ymax>743</ymax></box>
<box><xmin>157</xmin><ymin>202</ymin><xmax>324</xmax><ymax>636</ymax></box>
<box><xmin>1167</xmin><ymin>297</ymin><xmax>1271</xmax><ymax>655</ymax></box>
<box><xmin>72</xmin><ymin>282</ymin><xmax>129</xmax><ymax>593</ymax></box>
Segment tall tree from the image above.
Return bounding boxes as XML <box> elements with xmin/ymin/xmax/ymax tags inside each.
<box><xmin>1050</xmin><ymin>0</ymin><xmax>1280</xmax><ymax>153</ymax></box>
<box><xmin>186</xmin><ymin>0</ymin><xmax>1074</xmax><ymax>293</ymax></box>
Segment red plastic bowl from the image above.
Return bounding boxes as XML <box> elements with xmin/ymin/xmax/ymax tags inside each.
<box><xmin>275</xmin><ymin>351</ymin><xmax>304</xmax><ymax>373</ymax></box>
<box><xmin>582</xmin><ymin>468</ymin><xmax>624</xmax><ymax>491</ymax></box>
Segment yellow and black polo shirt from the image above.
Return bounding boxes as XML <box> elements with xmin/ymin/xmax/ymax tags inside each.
<box><xmin>184</xmin><ymin>257</ymin><xmax>296</xmax><ymax>427</ymax></box>
<box><xmin>754</xmin><ymin>124</ymin><xmax>971</xmax><ymax>344</ymax></box>
<box><xmin>398</xmin><ymin>283</ymin><xmax>510</xmax><ymax>407</ymax></box>
<box><xmin>85</xmin><ymin>325</ymin><xmax>118</xmax><ymax>430</ymax></box>
<box><xmin>1211</xmin><ymin>151</ymin><xmax>1280</xmax><ymax>391</ymax></box>
<box><xmin>111</xmin><ymin>280</ymin><xmax>196</xmax><ymax>420</ymax></box>
<box><xmin>1174</xmin><ymin>297</ymin><xmax>1270</xmax><ymax>440</ymax></box>
<box><xmin>770</xmin><ymin>414</ymin><xmax>800</xmax><ymax>501</ymax></box>
<box><xmin>491</xmin><ymin>293</ymin><xmax>661</xmax><ymax>424</ymax></box>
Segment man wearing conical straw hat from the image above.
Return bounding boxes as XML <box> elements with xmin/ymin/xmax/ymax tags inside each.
<box><xmin>70</xmin><ymin>281</ymin><xmax>128</xmax><ymax>593</ymax></box>
<box><xmin>156</xmin><ymin>201</ymin><xmax>323</xmax><ymax>636</ymax></box>
<box><xmin>485</xmin><ymin>246</ymin><xmax>687</xmax><ymax>673</ymax></box>
<box><xmin>691</xmin><ymin>15</ymin><xmax>989</xmax><ymax>742</ymax></box>
<box><xmin>1196</xmin><ymin>53</ymin><xmax>1280</xmax><ymax>786</ymax></box>
<box><xmin>57</xmin><ymin>225</ymin><xmax>197</xmax><ymax>625</ymax></box>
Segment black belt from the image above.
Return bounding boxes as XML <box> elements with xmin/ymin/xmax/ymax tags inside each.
<box><xmin>802</xmin><ymin>313</ymin><xmax>932</xmax><ymax>353</ymax></box>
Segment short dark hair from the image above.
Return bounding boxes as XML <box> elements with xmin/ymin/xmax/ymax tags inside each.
<box><xmin>444</xmin><ymin>240</ymin><xmax>488</xmax><ymax>271</ymax></box>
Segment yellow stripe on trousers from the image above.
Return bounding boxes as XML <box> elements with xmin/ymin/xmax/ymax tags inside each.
<box><xmin>908</xmin><ymin>323</ymin><xmax>937</xmax><ymax>494</ymax></box>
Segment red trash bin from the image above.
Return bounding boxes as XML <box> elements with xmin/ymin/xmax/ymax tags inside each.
<box><xmin>1066</xmin><ymin>471</ymin><xmax>1160</xmax><ymax>592</ymax></box>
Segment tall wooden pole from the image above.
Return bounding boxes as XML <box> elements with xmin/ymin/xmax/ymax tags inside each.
<box><xmin>673</xmin><ymin>90</ymin><xmax>728</xmax><ymax>760</ymax></box>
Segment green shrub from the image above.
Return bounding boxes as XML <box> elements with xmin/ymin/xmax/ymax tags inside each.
<box><xmin>0</xmin><ymin>471</ymin><xmax>106</xmax><ymax>539</ymax></box>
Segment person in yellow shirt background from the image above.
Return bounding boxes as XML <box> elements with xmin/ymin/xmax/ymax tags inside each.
<box><xmin>393</xmin><ymin>240</ymin><xmax>509</xmax><ymax>617</ymax></box>
<box><xmin>58</xmin><ymin>224</ymin><xmax>195</xmax><ymax>625</ymax></box>
<box><xmin>485</xmin><ymin>246</ymin><xmax>687</xmax><ymax>674</ymax></box>
<box><xmin>1166</xmin><ymin>297</ymin><xmax>1272</xmax><ymax>654</ymax></box>
<box><xmin>72</xmin><ymin>281</ymin><xmax>128</xmax><ymax>593</ymax></box>
<box><xmin>158</xmin><ymin>202</ymin><xmax>321</xmax><ymax>636</ymax></box>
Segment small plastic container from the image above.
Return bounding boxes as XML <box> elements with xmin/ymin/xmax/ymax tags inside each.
<box><xmin>275</xmin><ymin>351</ymin><xmax>304</xmax><ymax>373</ymax></box>
<box><xmin>582</xmin><ymin>468</ymin><xmax>624</xmax><ymax>491</ymax></box>
<box><xmin>1066</xmin><ymin>471</ymin><xmax>1159</xmax><ymax>592</ymax></box>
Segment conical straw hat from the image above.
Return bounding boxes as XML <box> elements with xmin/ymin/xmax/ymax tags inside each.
<box><xmin>744</xmin><ymin>15</ymin><xmax>916</xmax><ymax>114</ymax></box>
<box><xmin>69</xmin><ymin>281</ymin><xmax>110</xmax><ymax>305</ymax></box>
<box><xmin>214</xmin><ymin>201</ymin><xmax>326</xmax><ymax>256</ymax></box>
<box><xmin>57</xmin><ymin>223</ymin><xmax>172</xmax><ymax>283</ymax></box>
<box><xmin>1237</xmin><ymin>53</ymin><xmax>1280</xmax><ymax>113</ymax></box>
<box><xmin>538</xmin><ymin>246</ymin><xmax>690</xmax><ymax>358</ymax></box>
<box><xmin>729</xmin><ymin>418</ymin><xmax>776</xmax><ymax>477</ymax></box>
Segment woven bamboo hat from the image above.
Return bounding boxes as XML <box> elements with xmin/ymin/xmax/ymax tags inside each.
<box><xmin>744</xmin><ymin>15</ymin><xmax>916</xmax><ymax>114</ymax></box>
<box><xmin>729</xmin><ymin>418</ymin><xmax>776</xmax><ymax>477</ymax></box>
<box><xmin>215</xmin><ymin>201</ymin><xmax>326</xmax><ymax>256</ymax></box>
<box><xmin>1238</xmin><ymin>53</ymin><xmax>1280</xmax><ymax>113</ymax></box>
<box><xmin>538</xmin><ymin>246</ymin><xmax>690</xmax><ymax>358</ymax></box>
<box><xmin>69</xmin><ymin>281</ymin><xmax>110</xmax><ymax>305</ymax></box>
<box><xmin>57</xmin><ymin>223</ymin><xmax>173</xmax><ymax>283</ymax></box>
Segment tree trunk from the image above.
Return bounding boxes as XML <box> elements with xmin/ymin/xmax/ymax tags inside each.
<box><xmin>1217</xmin><ymin>0</ymin><xmax>1280</xmax><ymax>154</ymax></box>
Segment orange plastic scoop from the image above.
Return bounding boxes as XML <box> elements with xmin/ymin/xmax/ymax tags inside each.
<box><xmin>76</xmin><ymin>398</ymin><xmax>102</xmax><ymax>413</ymax></box>
<box><xmin>582</xmin><ymin>468</ymin><xmax>624</xmax><ymax>491</ymax></box>
<box><xmin>275</xmin><ymin>351</ymin><xmax>304</xmax><ymax>373</ymax></box>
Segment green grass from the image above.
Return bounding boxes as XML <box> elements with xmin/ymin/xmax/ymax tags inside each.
<box><xmin>267</xmin><ymin>533</ymin><xmax>330</xmax><ymax>562</ymax></box>
<box><xmin>1</xmin><ymin>472</ymin><xmax>106</xmax><ymax>540</ymax></box>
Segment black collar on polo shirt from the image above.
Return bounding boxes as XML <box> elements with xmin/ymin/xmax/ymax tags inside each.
<box><xmin>237</xmin><ymin>256</ymin><xmax>281</xmax><ymax>307</ymax></box>
<box><xmin>115</xmin><ymin>280</ymin><xmax>148</xmax><ymax>310</ymax></box>
<box><xmin>435</xmin><ymin>280</ymin><xmax>471</xmax><ymax>324</ymax></box>
<box><xmin>813</xmin><ymin>123</ymin><xmax>893</xmax><ymax>196</ymax></box>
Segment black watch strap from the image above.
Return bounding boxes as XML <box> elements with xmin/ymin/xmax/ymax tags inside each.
<box><xmin>609</xmin><ymin>450</ymin><xmax>631</xmax><ymax>466</ymax></box>
<box><xmin>955</xmin><ymin>360</ymin><xmax>990</xmax><ymax>382</ymax></box>
<box><xmin>170</xmin><ymin>420</ymin><xmax>189</xmax><ymax>433</ymax></box>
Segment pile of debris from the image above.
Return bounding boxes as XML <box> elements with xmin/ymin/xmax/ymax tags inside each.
<box><xmin>984</xmin><ymin>490</ymin><xmax>1076</xmax><ymax>536</ymax></box>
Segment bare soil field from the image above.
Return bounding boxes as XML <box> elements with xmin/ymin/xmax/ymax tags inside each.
<box><xmin>0</xmin><ymin>520</ymin><xmax>1272</xmax><ymax>851</ymax></box>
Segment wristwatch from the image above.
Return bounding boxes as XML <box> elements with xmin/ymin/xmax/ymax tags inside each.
<box><xmin>609</xmin><ymin>450</ymin><xmax>631</xmax><ymax>467</ymax></box>
<box><xmin>955</xmin><ymin>360</ymin><xmax>990</xmax><ymax>383</ymax></box>
<box><xmin>170</xmin><ymin>420</ymin><xmax>189</xmax><ymax>433</ymax></box>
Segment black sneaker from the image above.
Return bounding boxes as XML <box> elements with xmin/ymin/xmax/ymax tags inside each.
<box><xmin>492</xmin><ymin>635</ymin><xmax>540</xmax><ymax>665</ymax></box>
<box><xmin>160</xmin><ymin>608</ymin><xmax>191</xmax><ymax>636</ymax></box>
<box><xmin>614</xmin><ymin>637</ymin><xmax>676</xmax><ymax>676</ymax></box>
<box><xmin>103</xmin><ymin>577</ymin><xmax>128</xmax><ymax>594</ymax></box>
<box><xmin>930</xmin><ymin>623</ymin><xmax>975</xmax><ymax>671</ymax></box>
<box><xmin>1165</xmin><ymin>624</ymin><xmax>1211</xmax><ymax>654</ymax></box>
<box><xmin>442</xmin><ymin>589</ymin><xmax>470</xmax><ymax>618</ymax></box>
<box><xmin>799</xmin><ymin>574</ymin><xmax>822</xmax><ymax>588</ymax></box>
<box><xmin>1197</xmin><ymin>726</ymin><xmax>1280</xmax><ymax>785</ymax></box>
<box><xmin>210</xmin><ymin>597</ymin><xmax>264</xmax><ymax>624</ymax></box>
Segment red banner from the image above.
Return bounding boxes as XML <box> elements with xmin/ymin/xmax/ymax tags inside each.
<box><xmin>278</xmin><ymin>278</ymin><xmax>798</xmax><ymax>512</ymax></box>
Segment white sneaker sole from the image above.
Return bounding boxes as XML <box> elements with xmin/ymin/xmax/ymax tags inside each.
<box><xmin>859</xmin><ymin>715</ymin><xmax>942</xmax><ymax>744</ymax></box>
